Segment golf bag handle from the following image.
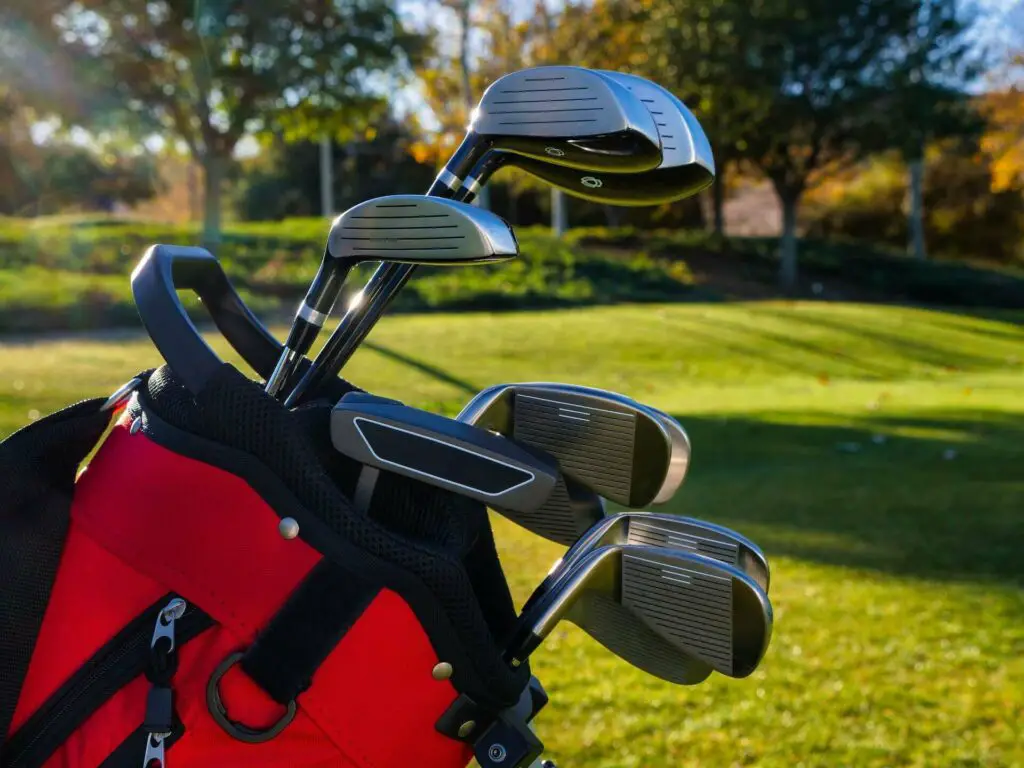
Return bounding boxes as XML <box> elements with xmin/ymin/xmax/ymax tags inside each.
<box><xmin>131</xmin><ymin>244</ymin><xmax>283</xmax><ymax>394</ymax></box>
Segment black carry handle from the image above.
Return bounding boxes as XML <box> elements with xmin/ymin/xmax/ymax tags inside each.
<box><xmin>131</xmin><ymin>245</ymin><xmax>283</xmax><ymax>394</ymax></box>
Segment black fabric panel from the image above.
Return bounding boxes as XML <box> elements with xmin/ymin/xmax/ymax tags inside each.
<box><xmin>0</xmin><ymin>398</ymin><xmax>111</xmax><ymax>756</ymax></box>
<box><xmin>241</xmin><ymin>559</ymin><xmax>379</xmax><ymax>705</ymax></box>
<box><xmin>136</xmin><ymin>366</ymin><xmax>529</xmax><ymax>711</ymax></box>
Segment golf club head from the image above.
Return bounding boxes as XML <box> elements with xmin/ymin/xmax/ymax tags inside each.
<box><xmin>331</xmin><ymin>395</ymin><xmax>558</xmax><ymax>514</ymax></box>
<box><xmin>265</xmin><ymin>196</ymin><xmax>518</xmax><ymax>398</ymax></box>
<box><xmin>434</xmin><ymin>66</ymin><xmax>664</xmax><ymax>196</ymax></box>
<box><xmin>507</xmin><ymin>473</ymin><xmax>607</xmax><ymax>546</ymax></box>
<box><xmin>327</xmin><ymin>195</ymin><xmax>518</xmax><ymax>263</ymax></box>
<box><xmin>496</xmin><ymin>383</ymin><xmax>692</xmax><ymax>505</ymax></box>
<box><xmin>548</xmin><ymin>512</ymin><xmax>770</xmax><ymax>598</ymax></box>
<box><xmin>459</xmin><ymin>383</ymin><xmax>675</xmax><ymax>508</ymax></box>
<box><xmin>511</xmin><ymin>544</ymin><xmax>772</xmax><ymax>679</ymax></box>
<box><xmin>463</xmin><ymin>73</ymin><xmax>714</xmax><ymax>207</ymax></box>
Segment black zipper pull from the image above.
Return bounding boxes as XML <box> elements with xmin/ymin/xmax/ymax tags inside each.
<box><xmin>143</xmin><ymin>598</ymin><xmax>186</xmax><ymax>767</ymax></box>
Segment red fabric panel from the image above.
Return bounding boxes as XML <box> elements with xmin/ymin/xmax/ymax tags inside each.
<box><xmin>23</xmin><ymin>415</ymin><xmax>475</xmax><ymax>768</ymax></box>
<box><xmin>299</xmin><ymin>589</ymin><xmax>474</xmax><ymax>768</ymax></box>
<box><xmin>11</xmin><ymin>520</ymin><xmax>165</xmax><ymax>732</ymax></box>
<box><xmin>72</xmin><ymin>424</ymin><xmax>321</xmax><ymax>642</ymax></box>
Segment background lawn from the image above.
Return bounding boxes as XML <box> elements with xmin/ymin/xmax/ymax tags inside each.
<box><xmin>1</xmin><ymin>301</ymin><xmax>1022</xmax><ymax>766</ymax></box>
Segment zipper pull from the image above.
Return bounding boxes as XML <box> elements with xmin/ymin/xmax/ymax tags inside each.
<box><xmin>143</xmin><ymin>598</ymin><xmax>186</xmax><ymax>768</ymax></box>
<box><xmin>143</xmin><ymin>731</ymin><xmax>166</xmax><ymax>768</ymax></box>
<box><xmin>151</xmin><ymin>598</ymin><xmax>187</xmax><ymax>654</ymax></box>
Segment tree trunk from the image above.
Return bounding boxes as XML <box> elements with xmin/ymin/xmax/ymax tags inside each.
<box><xmin>712</xmin><ymin>161</ymin><xmax>725</xmax><ymax>236</ymax></box>
<box><xmin>320</xmin><ymin>135</ymin><xmax>334</xmax><ymax>216</ymax></box>
<box><xmin>907</xmin><ymin>157</ymin><xmax>926</xmax><ymax>261</ymax></box>
<box><xmin>551</xmin><ymin>189</ymin><xmax>567</xmax><ymax>237</ymax></box>
<box><xmin>202</xmin><ymin>154</ymin><xmax>226</xmax><ymax>247</ymax></box>
<box><xmin>779</xmin><ymin>193</ymin><xmax>799</xmax><ymax>292</ymax></box>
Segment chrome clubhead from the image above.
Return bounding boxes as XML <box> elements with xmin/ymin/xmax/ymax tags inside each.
<box><xmin>266</xmin><ymin>196</ymin><xmax>518</xmax><ymax>398</ymax></box>
<box><xmin>459</xmin><ymin>383</ymin><xmax>680</xmax><ymax>509</ymax></box>
<box><xmin>327</xmin><ymin>195</ymin><xmax>518</xmax><ymax>263</ymax></box>
<box><xmin>527</xmin><ymin>513</ymin><xmax>770</xmax><ymax>611</ymax></box>
<box><xmin>509</xmin><ymin>544</ymin><xmax>772</xmax><ymax>680</ymax></box>
<box><xmin>459</xmin><ymin>73</ymin><xmax>714</xmax><ymax>207</ymax></box>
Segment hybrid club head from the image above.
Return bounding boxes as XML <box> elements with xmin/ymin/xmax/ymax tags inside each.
<box><xmin>458</xmin><ymin>73</ymin><xmax>715</xmax><ymax>207</ymax></box>
<box><xmin>525</xmin><ymin>513</ymin><xmax>770</xmax><ymax>614</ymax></box>
<box><xmin>433</xmin><ymin>65</ymin><xmax>664</xmax><ymax>197</ymax></box>
<box><xmin>458</xmin><ymin>383</ymin><xmax>677</xmax><ymax>508</ymax></box>
<box><xmin>509</xmin><ymin>544</ymin><xmax>773</xmax><ymax>680</ymax></box>
<box><xmin>330</xmin><ymin>394</ymin><xmax>558</xmax><ymax>515</ymax></box>
<box><xmin>266</xmin><ymin>196</ymin><xmax>518</xmax><ymax>397</ymax></box>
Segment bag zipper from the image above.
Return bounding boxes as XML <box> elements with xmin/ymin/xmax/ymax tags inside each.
<box><xmin>4</xmin><ymin>594</ymin><xmax>213</xmax><ymax>768</ymax></box>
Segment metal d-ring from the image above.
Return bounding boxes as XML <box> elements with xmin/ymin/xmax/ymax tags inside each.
<box><xmin>207</xmin><ymin>651</ymin><xmax>297</xmax><ymax>743</ymax></box>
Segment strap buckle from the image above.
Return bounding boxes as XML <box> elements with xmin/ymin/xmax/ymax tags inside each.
<box><xmin>207</xmin><ymin>652</ymin><xmax>297</xmax><ymax>744</ymax></box>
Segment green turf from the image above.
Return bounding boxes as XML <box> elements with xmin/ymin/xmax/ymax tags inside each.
<box><xmin>1</xmin><ymin>301</ymin><xmax>1022</xmax><ymax>766</ymax></box>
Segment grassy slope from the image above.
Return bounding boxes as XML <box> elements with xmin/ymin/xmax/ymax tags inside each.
<box><xmin>1</xmin><ymin>302</ymin><xmax>1022</xmax><ymax>766</ymax></box>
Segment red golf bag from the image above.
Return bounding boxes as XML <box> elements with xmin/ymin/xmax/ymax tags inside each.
<box><xmin>0</xmin><ymin>246</ymin><xmax>546</xmax><ymax>768</ymax></box>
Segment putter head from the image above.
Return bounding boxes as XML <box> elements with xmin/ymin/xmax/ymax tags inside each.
<box><xmin>471</xmin><ymin>66</ymin><xmax>663</xmax><ymax>172</ymax></box>
<box><xmin>327</xmin><ymin>195</ymin><xmax>518</xmax><ymax>264</ymax></box>
<box><xmin>459</xmin><ymin>383</ymin><xmax>676</xmax><ymax>508</ymax></box>
<box><xmin>496</xmin><ymin>74</ymin><xmax>715</xmax><ymax>206</ymax></box>
<box><xmin>331</xmin><ymin>395</ymin><xmax>558</xmax><ymax>514</ymax></box>
<box><xmin>512</xmin><ymin>544</ymin><xmax>772</xmax><ymax>679</ymax></box>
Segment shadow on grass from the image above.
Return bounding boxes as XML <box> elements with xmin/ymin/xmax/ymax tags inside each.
<box><xmin>658</xmin><ymin>409</ymin><xmax>1024</xmax><ymax>590</ymax></box>
<box><xmin>361</xmin><ymin>341</ymin><xmax>480</xmax><ymax>395</ymax></box>
<box><xmin>747</xmin><ymin>305</ymin><xmax>1022</xmax><ymax>373</ymax></box>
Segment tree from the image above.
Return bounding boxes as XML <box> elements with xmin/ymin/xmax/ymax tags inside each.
<box><xmin>874</xmin><ymin>0</ymin><xmax>983</xmax><ymax>261</ymax></box>
<box><xmin>666</xmin><ymin>0</ymin><xmax>959</xmax><ymax>290</ymax></box>
<box><xmin>5</xmin><ymin>0</ymin><xmax>423</xmax><ymax>244</ymax></box>
<box><xmin>981</xmin><ymin>53</ymin><xmax>1024</xmax><ymax>193</ymax></box>
<box><xmin>646</xmin><ymin>1</ymin><xmax>774</xmax><ymax>236</ymax></box>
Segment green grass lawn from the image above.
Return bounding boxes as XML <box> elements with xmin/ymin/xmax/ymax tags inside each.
<box><xmin>2</xmin><ymin>301</ymin><xmax>1023</xmax><ymax>766</ymax></box>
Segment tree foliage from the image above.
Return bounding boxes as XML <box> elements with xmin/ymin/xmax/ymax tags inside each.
<box><xmin>3</xmin><ymin>0</ymin><xmax>424</xmax><ymax>241</ymax></box>
<box><xmin>981</xmin><ymin>54</ymin><xmax>1024</xmax><ymax>193</ymax></box>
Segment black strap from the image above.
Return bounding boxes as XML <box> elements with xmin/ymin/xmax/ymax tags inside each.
<box><xmin>0</xmin><ymin>398</ymin><xmax>113</xmax><ymax>758</ymax></box>
<box><xmin>239</xmin><ymin>558</ymin><xmax>380</xmax><ymax>705</ymax></box>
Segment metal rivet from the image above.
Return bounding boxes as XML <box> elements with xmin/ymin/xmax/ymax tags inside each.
<box><xmin>432</xmin><ymin>662</ymin><xmax>453</xmax><ymax>680</ymax></box>
<box><xmin>129</xmin><ymin>418</ymin><xmax>142</xmax><ymax>435</ymax></box>
<box><xmin>457</xmin><ymin>720</ymin><xmax>476</xmax><ymax>739</ymax></box>
<box><xmin>278</xmin><ymin>517</ymin><xmax>300</xmax><ymax>540</ymax></box>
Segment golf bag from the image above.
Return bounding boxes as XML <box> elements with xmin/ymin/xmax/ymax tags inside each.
<box><xmin>0</xmin><ymin>246</ymin><xmax>545</xmax><ymax>768</ymax></box>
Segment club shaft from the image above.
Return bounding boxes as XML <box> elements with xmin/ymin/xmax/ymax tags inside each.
<box><xmin>283</xmin><ymin>179</ymin><xmax>457</xmax><ymax>406</ymax></box>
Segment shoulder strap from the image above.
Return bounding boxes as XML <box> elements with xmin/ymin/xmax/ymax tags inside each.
<box><xmin>0</xmin><ymin>397</ymin><xmax>114</xmax><ymax>758</ymax></box>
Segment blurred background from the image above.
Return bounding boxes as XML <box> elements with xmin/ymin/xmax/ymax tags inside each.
<box><xmin>1</xmin><ymin>1</ymin><xmax>1022</xmax><ymax>766</ymax></box>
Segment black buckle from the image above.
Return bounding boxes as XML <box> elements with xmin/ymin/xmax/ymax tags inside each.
<box><xmin>207</xmin><ymin>652</ymin><xmax>297</xmax><ymax>743</ymax></box>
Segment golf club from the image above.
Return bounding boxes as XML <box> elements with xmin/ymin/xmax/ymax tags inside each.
<box><xmin>524</xmin><ymin>512</ymin><xmax>770</xmax><ymax>615</ymax></box>
<box><xmin>470</xmin><ymin>382</ymin><xmax>692</xmax><ymax>505</ymax></box>
<box><xmin>456</xmin><ymin>72</ymin><xmax>715</xmax><ymax>206</ymax></box>
<box><xmin>330</xmin><ymin>393</ymin><xmax>560</xmax><ymax>515</ymax></box>
<box><xmin>457</xmin><ymin>383</ymin><xmax>676</xmax><ymax>508</ymax></box>
<box><xmin>283</xmin><ymin>66</ymin><xmax>664</xmax><ymax>406</ymax></box>
<box><xmin>508</xmin><ymin>544</ymin><xmax>772</xmax><ymax>679</ymax></box>
<box><xmin>265</xmin><ymin>196</ymin><xmax>518</xmax><ymax>398</ymax></box>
